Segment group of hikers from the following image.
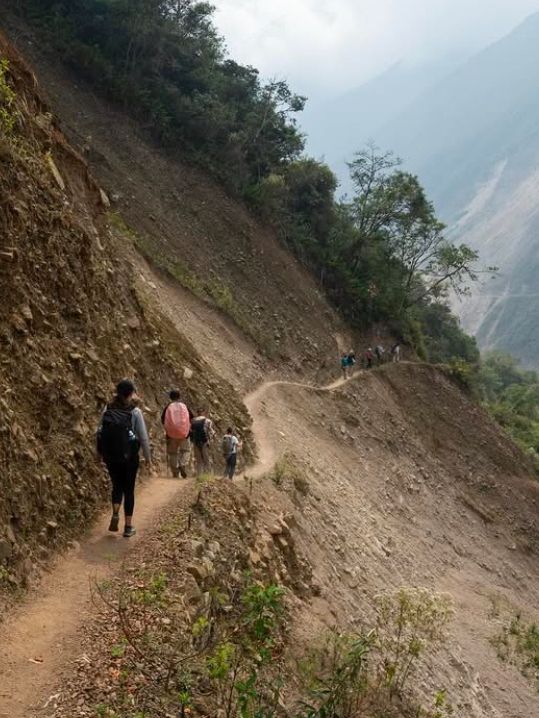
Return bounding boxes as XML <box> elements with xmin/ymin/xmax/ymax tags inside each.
<box><xmin>96</xmin><ymin>380</ymin><xmax>241</xmax><ymax>538</ymax></box>
<box><xmin>96</xmin><ymin>339</ymin><xmax>403</xmax><ymax>537</ymax></box>
<box><xmin>340</xmin><ymin>343</ymin><xmax>401</xmax><ymax>378</ymax></box>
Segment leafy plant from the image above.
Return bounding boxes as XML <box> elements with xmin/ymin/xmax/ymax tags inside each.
<box><xmin>297</xmin><ymin>588</ymin><xmax>453</xmax><ymax>718</ymax></box>
<box><xmin>494</xmin><ymin>612</ymin><xmax>539</xmax><ymax>689</ymax></box>
<box><xmin>0</xmin><ymin>57</ymin><xmax>16</xmax><ymax>134</ymax></box>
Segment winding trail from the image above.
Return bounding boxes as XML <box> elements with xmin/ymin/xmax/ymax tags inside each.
<box><xmin>0</xmin><ymin>371</ymin><xmax>361</xmax><ymax>717</ymax></box>
<box><xmin>243</xmin><ymin>373</ymin><xmax>360</xmax><ymax>477</ymax></box>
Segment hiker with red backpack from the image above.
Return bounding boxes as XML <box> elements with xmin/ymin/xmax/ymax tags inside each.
<box><xmin>161</xmin><ymin>389</ymin><xmax>192</xmax><ymax>478</ymax></box>
<box><xmin>191</xmin><ymin>407</ymin><xmax>216</xmax><ymax>476</ymax></box>
<box><xmin>97</xmin><ymin>379</ymin><xmax>151</xmax><ymax>538</ymax></box>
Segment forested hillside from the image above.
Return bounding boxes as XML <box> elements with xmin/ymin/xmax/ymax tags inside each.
<box><xmin>7</xmin><ymin>0</ymin><xmax>480</xmax><ymax>364</ymax></box>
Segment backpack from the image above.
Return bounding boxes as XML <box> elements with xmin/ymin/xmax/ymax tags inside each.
<box><xmin>191</xmin><ymin>417</ymin><xmax>208</xmax><ymax>447</ymax></box>
<box><xmin>222</xmin><ymin>434</ymin><xmax>235</xmax><ymax>457</ymax></box>
<box><xmin>97</xmin><ymin>406</ymin><xmax>139</xmax><ymax>464</ymax></box>
<box><xmin>164</xmin><ymin>402</ymin><xmax>190</xmax><ymax>440</ymax></box>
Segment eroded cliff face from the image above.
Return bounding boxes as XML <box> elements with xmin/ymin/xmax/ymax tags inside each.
<box><xmin>0</xmin><ymin>33</ymin><xmax>251</xmax><ymax>596</ymax></box>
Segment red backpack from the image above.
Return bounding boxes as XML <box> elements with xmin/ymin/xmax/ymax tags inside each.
<box><xmin>164</xmin><ymin>402</ymin><xmax>190</xmax><ymax>440</ymax></box>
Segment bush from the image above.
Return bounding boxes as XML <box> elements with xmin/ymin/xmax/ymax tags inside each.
<box><xmin>297</xmin><ymin>588</ymin><xmax>454</xmax><ymax>718</ymax></box>
<box><xmin>0</xmin><ymin>57</ymin><xmax>16</xmax><ymax>134</ymax></box>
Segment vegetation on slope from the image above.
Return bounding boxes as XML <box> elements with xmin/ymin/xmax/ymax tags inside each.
<box><xmin>13</xmin><ymin>0</ymin><xmax>480</xmax><ymax>363</ymax></box>
<box><xmin>474</xmin><ymin>352</ymin><xmax>539</xmax><ymax>470</ymax></box>
<box><xmin>48</xmin><ymin>481</ymin><xmax>455</xmax><ymax>718</ymax></box>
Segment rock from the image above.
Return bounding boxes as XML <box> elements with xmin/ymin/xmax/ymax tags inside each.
<box><xmin>46</xmin><ymin>520</ymin><xmax>58</xmax><ymax>532</ymax></box>
<box><xmin>207</xmin><ymin>541</ymin><xmax>220</xmax><ymax>554</ymax></box>
<box><xmin>275</xmin><ymin>536</ymin><xmax>289</xmax><ymax>551</ymax></box>
<box><xmin>190</xmin><ymin>539</ymin><xmax>205</xmax><ymax>557</ymax></box>
<box><xmin>37</xmin><ymin>545</ymin><xmax>49</xmax><ymax>559</ymax></box>
<box><xmin>0</xmin><ymin>539</ymin><xmax>12</xmax><ymax>560</ymax></box>
<box><xmin>21</xmin><ymin>304</ymin><xmax>33</xmax><ymax>322</ymax></box>
<box><xmin>99</xmin><ymin>188</ymin><xmax>111</xmax><ymax>208</ymax></box>
<box><xmin>183</xmin><ymin>367</ymin><xmax>194</xmax><ymax>380</ymax></box>
<box><xmin>6</xmin><ymin>525</ymin><xmax>16</xmax><ymax>543</ymax></box>
<box><xmin>23</xmin><ymin>449</ymin><xmax>38</xmax><ymax>463</ymax></box>
<box><xmin>20</xmin><ymin>557</ymin><xmax>34</xmax><ymax>580</ymax></box>
<box><xmin>186</xmin><ymin>560</ymin><xmax>214</xmax><ymax>583</ymax></box>
<box><xmin>127</xmin><ymin>316</ymin><xmax>141</xmax><ymax>330</ymax></box>
<box><xmin>34</xmin><ymin>113</ymin><xmax>52</xmax><ymax>131</ymax></box>
<box><xmin>46</xmin><ymin>153</ymin><xmax>65</xmax><ymax>191</ymax></box>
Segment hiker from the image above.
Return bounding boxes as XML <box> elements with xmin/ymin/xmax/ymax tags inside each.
<box><xmin>375</xmin><ymin>345</ymin><xmax>385</xmax><ymax>365</ymax></box>
<box><xmin>191</xmin><ymin>407</ymin><xmax>216</xmax><ymax>476</ymax></box>
<box><xmin>365</xmin><ymin>347</ymin><xmax>374</xmax><ymax>369</ymax></box>
<box><xmin>347</xmin><ymin>350</ymin><xmax>356</xmax><ymax>375</ymax></box>
<box><xmin>222</xmin><ymin>427</ymin><xmax>241</xmax><ymax>480</ymax></box>
<box><xmin>391</xmin><ymin>343</ymin><xmax>401</xmax><ymax>363</ymax></box>
<box><xmin>161</xmin><ymin>389</ymin><xmax>192</xmax><ymax>478</ymax></box>
<box><xmin>341</xmin><ymin>353</ymin><xmax>349</xmax><ymax>379</ymax></box>
<box><xmin>97</xmin><ymin>379</ymin><xmax>151</xmax><ymax>538</ymax></box>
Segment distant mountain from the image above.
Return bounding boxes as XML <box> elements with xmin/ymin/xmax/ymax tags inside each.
<box><xmin>372</xmin><ymin>12</ymin><xmax>539</xmax><ymax>366</ymax></box>
<box><xmin>376</xmin><ymin>12</ymin><xmax>539</xmax><ymax>218</ymax></box>
<box><xmin>306</xmin><ymin>13</ymin><xmax>539</xmax><ymax>367</ymax></box>
<box><xmin>300</xmin><ymin>58</ymin><xmax>462</xmax><ymax>195</ymax></box>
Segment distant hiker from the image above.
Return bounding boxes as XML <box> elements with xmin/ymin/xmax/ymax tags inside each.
<box><xmin>222</xmin><ymin>427</ymin><xmax>241</xmax><ymax>480</ymax></box>
<box><xmin>191</xmin><ymin>408</ymin><xmax>216</xmax><ymax>476</ymax></box>
<box><xmin>97</xmin><ymin>379</ymin><xmax>151</xmax><ymax>538</ymax></box>
<box><xmin>347</xmin><ymin>350</ymin><xmax>356</xmax><ymax>375</ymax></box>
<box><xmin>391</xmin><ymin>343</ymin><xmax>401</xmax><ymax>363</ymax></box>
<box><xmin>341</xmin><ymin>353</ymin><xmax>349</xmax><ymax>379</ymax></box>
<box><xmin>161</xmin><ymin>389</ymin><xmax>192</xmax><ymax>478</ymax></box>
<box><xmin>365</xmin><ymin>347</ymin><xmax>374</xmax><ymax>369</ymax></box>
<box><xmin>375</xmin><ymin>345</ymin><xmax>385</xmax><ymax>365</ymax></box>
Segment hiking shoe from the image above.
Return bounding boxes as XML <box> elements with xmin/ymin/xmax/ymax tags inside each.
<box><xmin>108</xmin><ymin>514</ymin><xmax>120</xmax><ymax>532</ymax></box>
<box><xmin>123</xmin><ymin>526</ymin><xmax>137</xmax><ymax>538</ymax></box>
<box><xmin>179</xmin><ymin>466</ymin><xmax>187</xmax><ymax>479</ymax></box>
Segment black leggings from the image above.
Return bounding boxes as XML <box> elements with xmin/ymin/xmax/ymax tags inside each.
<box><xmin>106</xmin><ymin>457</ymin><xmax>139</xmax><ymax>516</ymax></box>
<box><xmin>224</xmin><ymin>453</ymin><xmax>237</xmax><ymax>480</ymax></box>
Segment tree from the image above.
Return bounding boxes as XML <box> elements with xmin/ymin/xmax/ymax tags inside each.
<box><xmin>345</xmin><ymin>145</ymin><xmax>482</xmax><ymax>311</ymax></box>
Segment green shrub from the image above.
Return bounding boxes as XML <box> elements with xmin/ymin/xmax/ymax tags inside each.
<box><xmin>494</xmin><ymin>612</ymin><xmax>539</xmax><ymax>689</ymax></box>
<box><xmin>0</xmin><ymin>57</ymin><xmax>16</xmax><ymax>134</ymax></box>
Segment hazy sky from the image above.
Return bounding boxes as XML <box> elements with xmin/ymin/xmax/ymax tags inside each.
<box><xmin>213</xmin><ymin>0</ymin><xmax>539</xmax><ymax>96</ymax></box>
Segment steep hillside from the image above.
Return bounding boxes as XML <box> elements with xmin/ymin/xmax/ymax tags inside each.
<box><xmin>3</xmin><ymin>14</ymin><xmax>348</xmax><ymax>381</ymax></box>
<box><xmin>0</xmin><ymin>32</ymin><xmax>252</xmax><ymax>601</ymax></box>
<box><xmin>15</xmin><ymin>363</ymin><xmax>539</xmax><ymax>718</ymax></box>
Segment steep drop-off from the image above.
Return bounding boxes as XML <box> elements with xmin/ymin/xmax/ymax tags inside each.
<box><xmin>21</xmin><ymin>363</ymin><xmax>539</xmax><ymax>718</ymax></box>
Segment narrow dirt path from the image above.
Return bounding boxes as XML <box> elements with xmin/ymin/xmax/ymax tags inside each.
<box><xmin>0</xmin><ymin>371</ymin><xmax>361</xmax><ymax>718</ymax></box>
<box><xmin>243</xmin><ymin>372</ymin><xmax>360</xmax><ymax>477</ymax></box>
<box><xmin>0</xmin><ymin>476</ymin><xmax>189</xmax><ymax>718</ymax></box>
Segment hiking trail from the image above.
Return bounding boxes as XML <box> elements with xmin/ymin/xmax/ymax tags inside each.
<box><xmin>0</xmin><ymin>371</ymin><xmax>360</xmax><ymax>717</ymax></box>
<box><xmin>244</xmin><ymin>372</ymin><xmax>360</xmax><ymax>477</ymax></box>
<box><xmin>0</xmin><ymin>475</ymin><xmax>189</xmax><ymax>718</ymax></box>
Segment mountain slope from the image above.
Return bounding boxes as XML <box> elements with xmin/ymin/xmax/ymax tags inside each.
<box><xmin>16</xmin><ymin>363</ymin><xmax>539</xmax><ymax>718</ymax></box>
<box><xmin>301</xmin><ymin>58</ymin><xmax>461</xmax><ymax>194</ymax></box>
<box><xmin>4</xmin><ymin>15</ymin><xmax>348</xmax><ymax>381</ymax></box>
<box><xmin>370</xmin><ymin>13</ymin><xmax>539</xmax><ymax>366</ymax></box>
<box><xmin>0</xmin><ymin>31</ymin><xmax>253</xmax><ymax>602</ymax></box>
